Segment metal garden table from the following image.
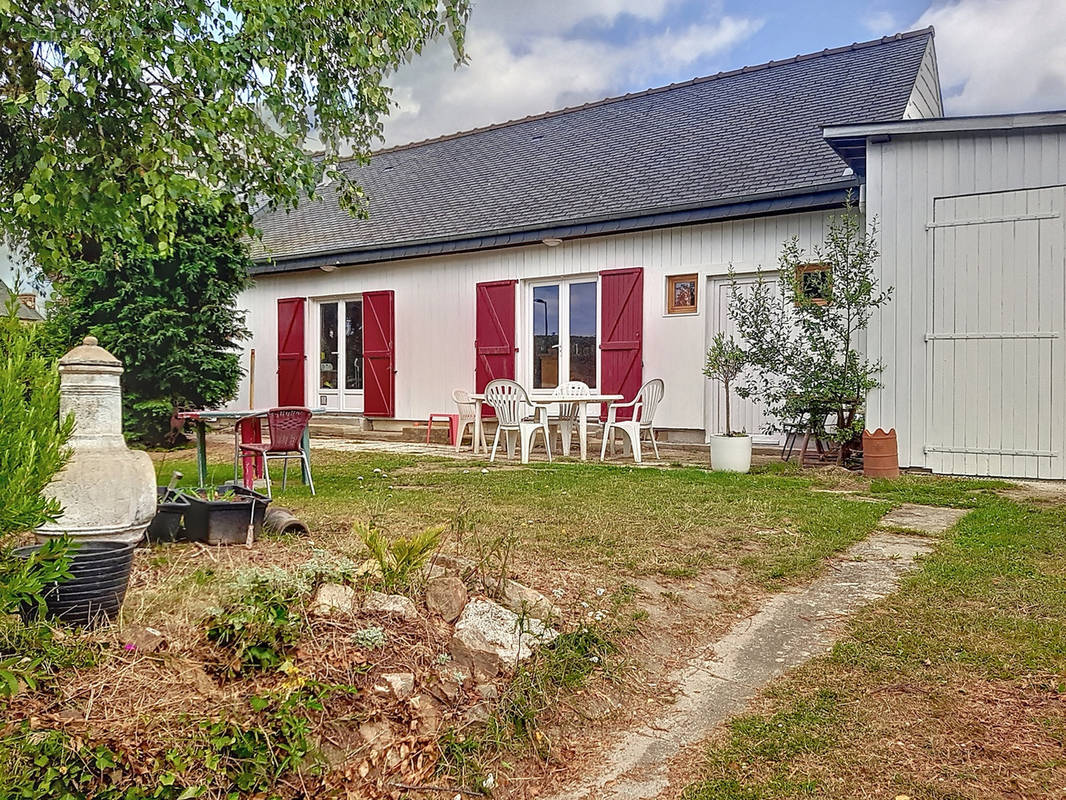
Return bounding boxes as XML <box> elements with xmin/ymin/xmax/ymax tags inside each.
<box><xmin>177</xmin><ymin>408</ymin><xmax>324</xmax><ymax>488</ymax></box>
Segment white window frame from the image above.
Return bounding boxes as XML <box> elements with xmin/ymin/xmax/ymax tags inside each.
<box><xmin>522</xmin><ymin>275</ymin><xmax>601</xmax><ymax>397</ymax></box>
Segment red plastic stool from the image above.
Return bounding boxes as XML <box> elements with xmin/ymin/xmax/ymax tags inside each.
<box><xmin>427</xmin><ymin>413</ymin><xmax>459</xmax><ymax>445</ymax></box>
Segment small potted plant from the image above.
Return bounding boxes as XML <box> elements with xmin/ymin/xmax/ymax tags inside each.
<box><xmin>703</xmin><ymin>332</ymin><xmax>752</xmax><ymax>472</ymax></box>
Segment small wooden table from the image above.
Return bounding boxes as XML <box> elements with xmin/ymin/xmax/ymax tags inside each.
<box><xmin>469</xmin><ymin>393</ymin><xmax>623</xmax><ymax>462</ymax></box>
<box><xmin>177</xmin><ymin>408</ymin><xmax>324</xmax><ymax>487</ymax></box>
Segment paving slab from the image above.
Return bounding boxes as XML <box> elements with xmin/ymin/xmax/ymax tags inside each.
<box><xmin>548</xmin><ymin>530</ymin><xmax>937</xmax><ymax>800</ymax></box>
<box><xmin>878</xmin><ymin>503</ymin><xmax>968</xmax><ymax>534</ymax></box>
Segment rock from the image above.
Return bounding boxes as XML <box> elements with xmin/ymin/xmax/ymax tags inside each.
<box><xmin>362</xmin><ymin>590</ymin><xmax>418</xmax><ymax>622</ymax></box>
<box><xmin>358</xmin><ymin>719</ymin><xmax>394</xmax><ymax>751</ymax></box>
<box><xmin>410</xmin><ymin>694</ymin><xmax>443</xmax><ymax>733</ymax></box>
<box><xmin>449</xmin><ymin>597</ymin><xmax>558</xmax><ymax>679</ymax></box>
<box><xmin>122</xmin><ymin>624</ymin><xmax>166</xmax><ymax>653</ymax></box>
<box><xmin>463</xmin><ymin>700</ymin><xmax>494</xmax><ymax>726</ymax></box>
<box><xmin>374</xmin><ymin>672</ymin><xmax>415</xmax><ymax>700</ymax></box>
<box><xmin>496</xmin><ymin>579</ymin><xmax>559</xmax><ymax>622</ymax></box>
<box><xmin>476</xmin><ymin>683</ymin><xmax>499</xmax><ymax>700</ymax></box>
<box><xmin>426</xmin><ymin>576</ymin><xmax>469</xmax><ymax>622</ymax></box>
<box><xmin>310</xmin><ymin>583</ymin><xmax>356</xmax><ymax>617</ymax></box>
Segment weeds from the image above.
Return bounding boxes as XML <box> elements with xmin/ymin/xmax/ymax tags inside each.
<box><xmin>0</xmin><ymin>684</ymin><xmax>335</xmax><ymax>799</ymax></box>
<box><xmin>357</xmin><ymin>523</ymin><xmax>443</xmax><ymax>593</ymax></box>
<box><xmin>205</xmin><ymin>569</ymin><xmax>305</xmax><ymax>674</ymax></box>
<box><xmin>0</xmin><ymin>620</ymin><xmax>100</xmax><ymax>697</ymax></box>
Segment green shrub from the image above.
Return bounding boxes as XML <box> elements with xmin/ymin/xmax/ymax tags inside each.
<box><xmin>44</xmin><ymin>201</ymin><xmax>252</xmax><ymax>447</ymax></box>
<box><xmin>0</xmin><ymin>307</ymin><xmax>73</xmax><ymax>538</ymax></box>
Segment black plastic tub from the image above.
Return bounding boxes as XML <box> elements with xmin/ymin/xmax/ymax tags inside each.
<box><xmin>146</xmin><ymin>487</ymin><xmax>192</xmax><ymax>543</ymax></box>
<box><xmin>14</xmin><ymin>540</ymin><xmax>136</xmax><ymax>628</ymax></box>
<box><xmin>183</xmin><ymin>486</ymin><xmax>270</xmax><ymax>545</ymax></box>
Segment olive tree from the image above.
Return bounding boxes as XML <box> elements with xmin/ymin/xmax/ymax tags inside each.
<box><xmin>0</xmin><ymin>1</ymin><xmax>469</xmax><ymax>273</ymax></box>
<box><xmin>729</xmin><ymin>200</ymin><xmax>891</xmax><ymax>462</ymax></box>
<box><xmin>703</xmin><ymin>332</ymin><xmax>747</xmax><ymax>436</ymax></box>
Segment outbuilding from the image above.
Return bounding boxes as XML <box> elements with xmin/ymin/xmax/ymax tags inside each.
<box><xmin>826</xmin><ymin>112</ymin><xmax>1066</xmax><ymax>479</ymax></box>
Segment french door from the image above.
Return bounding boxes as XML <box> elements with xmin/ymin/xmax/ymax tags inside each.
<box><xmin>316</xmin><ymin>297</ymin><xmax>363</xmax><ymax>412</ymax></box>
<box><xmin>527</xmin><ymin>278</ymin><xmax>599</xmax><ymax>393</ymax></box>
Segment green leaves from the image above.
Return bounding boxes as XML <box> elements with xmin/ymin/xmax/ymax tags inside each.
<box><xmin>0</xmin><ymin>1</ymin><xmax>469</xmax><ymax>273</ymax></box>
<box><xmin>44</xmin><ymin>200</ymin><xmax>252</xmax><ymax>446</ymax></box>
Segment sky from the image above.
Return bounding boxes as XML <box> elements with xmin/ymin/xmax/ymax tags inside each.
<box><xmin>378</xmin><ymin>0</ymin><xmax>1066</xmax><ymax>148</ymax></box>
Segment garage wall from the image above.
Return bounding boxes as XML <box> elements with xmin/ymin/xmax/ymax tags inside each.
<box><xmin>865</xmin><ymin>128</ymin><xmax>1066</xmax><ymax>477</ymax></box>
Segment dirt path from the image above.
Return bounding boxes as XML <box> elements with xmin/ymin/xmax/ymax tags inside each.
<box><xmin>545</xmin><ymin>505</ymin><xmax>964</xmax><ymax>800</ymax></box>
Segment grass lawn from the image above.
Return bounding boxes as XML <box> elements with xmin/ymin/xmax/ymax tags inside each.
<box><xmin>680</xmin><ymin>486</ymin><xmax>1066</xmax><ymax>799</ymax></box>
<box><xmin>152</xmin><ymin>446</ymin><xmax>895</xmax><ymax>588</ymax></box>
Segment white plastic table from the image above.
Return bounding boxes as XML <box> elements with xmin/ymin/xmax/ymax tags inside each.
<box><xmin>469</xmin><ymin>393</ymin><xmax>623</xmax><ymax>461</ymax></box>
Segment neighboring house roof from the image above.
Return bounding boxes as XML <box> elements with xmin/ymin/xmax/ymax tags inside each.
<box><xmin>0</xmin><ymin>280</ymin><xmax>43</xmax><ymax>321</ymax></box>
<box><xmin>252</xmin><ymin>28</ymin><xmax>936</xmax><ymax>273</ymax></box>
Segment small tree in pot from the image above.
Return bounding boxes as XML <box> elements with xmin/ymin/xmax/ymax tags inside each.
<box><xmin>728</xmin><ymin>199</ymin><xmax>891</xmax><ymax>465</ymax></box>
<box><xmin>704</xmin><ymin>332</ymin><xmax>751</xmax><ymax>472</ymax></box>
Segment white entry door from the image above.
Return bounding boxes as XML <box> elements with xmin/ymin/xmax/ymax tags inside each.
<box><xmin>706</xmin><ymin>274</ymin><xmax>783</xmax><ymax>445</ymax></box>
<box><xmin>926</xmin><ymin>186</ymin><xmax>1066</xmax><ymax>479</ymax></box>
<box><xmin>315</xmin><ymin>297</ymin><xmax>364</xmax><ymax>413</ymax></box>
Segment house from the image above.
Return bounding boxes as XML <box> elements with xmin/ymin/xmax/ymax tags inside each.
<box><xmin>237</xmin><ymin>27</ymin><xmax>1066</xmax><ymax>479</ymax></box>
<box><xmin>0</xmin><ymin>278</ymin><xmax>43</xmax><ymax>323</ymax></box>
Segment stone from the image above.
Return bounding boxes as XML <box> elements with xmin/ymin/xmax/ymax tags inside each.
<box><xmin>310</xmin><ymin>583</ymin><xmax>356</xmax><ymax>617</ymax></box>
<box><xmin>38</xmin><ymin>336</ymin><xmax>156</xmax><ymax>544</ymax></box>
<box><xmin>463</xmin><ymin>700</ymin><xmax>494</xmax><ymax>726</ymax></box>
<box><xmin>374</xmin><ymin>672</ymin><xmax>415</xmax><ymax>700</ymax></box>
<box><xmin>425</xmin><ymin>576</ymin><xmax>469</xmax><ymax>622</ymax></box>
<box><xmin>476</xmin><ymin>683</ymin><xmax>499</xmax><ymax>700</ymax></box>
<box><xmin>496</xmin><ymin>579</ymin><xmax>560</xmax><ymax>622</ymax></box>
<box><xmin>449</xmin><ymin>597</ymin><xmax>558</xmax><ymax>679</ymax></box>
<box><xmin>121</xmin><ymin>624</ymin><xmax>166</xmax><ymax>653</ymax></box>
<box><xmin>362</xmin><ymin>590</ymin><xmax>418</xmax><ymax>622</ymax></box>
<box><xmin>409</xmin><ymin>694</ymin><xmax>443</xmax><ymax>733</ymax></box>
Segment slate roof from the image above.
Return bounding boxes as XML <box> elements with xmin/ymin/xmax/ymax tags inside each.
<box><xmin>0</xmin><ymin>280</ymin><xmax>43</xmax><ymax>321</ymax></box>
<box><xmin>252</xmin><ymin>28</ymin><xmax>934</xmax><ymax>271</ymax></box>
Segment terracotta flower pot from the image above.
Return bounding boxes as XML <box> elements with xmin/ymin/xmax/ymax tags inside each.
<box><xmin>863</xmin><ymin>428</ymin><xmax>900</xmax><ymax>478</ymax></box>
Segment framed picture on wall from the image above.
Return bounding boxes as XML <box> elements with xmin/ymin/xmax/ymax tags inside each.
<box><xmin>666</xmin><ymin>273</ymin><xmax>698</xmax><ymax>314</ymax></box>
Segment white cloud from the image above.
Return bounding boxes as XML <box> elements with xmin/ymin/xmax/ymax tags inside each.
<box><xmin>916</xmin><ymin>0</ymin><xmax>1066</xmax><ymax>114</ymax></box>
<box><xmin>863</xmin><ymin>10</ymin><xmax>897</xmax><ymax>34</ymax></box>
<box><xmin>379</xmin><ymin>2</ymin><xmax>762</xmax><ymax>147</ymax></box>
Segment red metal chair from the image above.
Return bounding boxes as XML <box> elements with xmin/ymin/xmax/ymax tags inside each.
<box><xmin>238</xmin><ymin>407</ymin><xmax>315</xmax><ymax>498</ymax></box>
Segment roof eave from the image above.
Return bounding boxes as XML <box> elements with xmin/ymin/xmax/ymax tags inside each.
<box><xmin>249</xmin><ymin>181</ymin><xmax>860</xmax><ymax>276</ymax></box>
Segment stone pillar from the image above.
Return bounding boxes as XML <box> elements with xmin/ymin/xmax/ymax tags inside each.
<box><xmin>36</xmin><ymin>337</ymin><xmax>157</xmax><ymax>544</ymax></box>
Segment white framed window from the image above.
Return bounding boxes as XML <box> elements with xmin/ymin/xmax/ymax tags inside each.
<box><xmin>525</xmin><ymin>277</ymin><xmax>599</xmax><ymax>393</ymax></box>
<box><xmin>314</xmin><ymin>296</ymin><xmax>363</xmax><ymax>412</ymax></box>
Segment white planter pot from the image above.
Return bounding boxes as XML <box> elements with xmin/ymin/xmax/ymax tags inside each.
<box><xmin>709</xmin><ymin>434</ymin><xmax>752</xmax><ymax>473</ymax></box>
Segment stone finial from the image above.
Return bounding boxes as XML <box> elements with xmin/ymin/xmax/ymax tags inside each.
<box><xmin>59</xmin><ymin>335</ymin><xmax>122</xmax><ymax>368</ymax></box>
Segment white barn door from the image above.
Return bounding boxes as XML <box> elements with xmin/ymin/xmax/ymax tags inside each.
<box><xmin>926</xmin><ymin>186</ymin><xmax>1066</xmax><ymax>479</ymax></box>
<box><xmin>707</xmin><ymin>274</ymin><xmax>783</xmax><ymax>445</ymax></box>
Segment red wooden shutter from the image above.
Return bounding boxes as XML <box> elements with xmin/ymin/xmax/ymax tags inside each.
<box><xmin>475</xmin><ymin>280</ymin><xmax>517</xmax><ymax>416</ymax></box>
<box><xmin>599</xmin><ymin>268</ymin><xmax>643</xmax><ymax>420</ymax></box>
<box><xmin>363</xmin><ymin>290</ymin><xmax>395</xmax><ymax>417</ymax></box>
<box><xmin>277</xmin><ymin>297</ymin><xmax>306</xmax><ymax>406</ymax></box>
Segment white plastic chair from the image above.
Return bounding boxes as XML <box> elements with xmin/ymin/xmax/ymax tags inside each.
<box><xmin>452</xmin><ymin>389</ymin><xmax>487</xmax><ymax>453</ymax></box>
<box><xmin>484</xmin><ymin>379</ymin><xmax>552</xmax><ymax>464</ymax></box>
<box><xmin>600</xmin><ymin>378</ymin><xmax>665</xmax><ymax>464</ymax></box>
<box><xmin>550</xmin><ymin>381</ymin><xmax>591</xmax><ymax>456</ymax></box>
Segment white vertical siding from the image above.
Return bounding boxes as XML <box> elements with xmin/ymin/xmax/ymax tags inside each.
<box><xmin>235</xmin><ymin>210</ymin><xmax>835</xmax><ymax>432</ymax></box>
<box><xmin>902</xmin><ymin>39</ymin><xmax>944</xmax><ymax>120</ymax></box>
<box><xmin>866</xmin><ymin>127</ymin><xmax>1066</xmax><ymax>477</ymax></box>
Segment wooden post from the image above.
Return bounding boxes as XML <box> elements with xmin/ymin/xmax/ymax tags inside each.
<box><xmin>248</xmin><ymin>348</ymin><xmax>256</xmax><ymax>409</ymax></box>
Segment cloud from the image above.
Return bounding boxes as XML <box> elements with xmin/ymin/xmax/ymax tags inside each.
<box><xmin>379</xmin><ymin>2</ymin><xmax>762</xmax><ymax>147</ymax></box>
<box><xmin>863</xmin><ymin>10</ymin><xmax>897</xmax><ymax>34</ymax></box>
<box><xmin>916</xmin><ymin>0</ymin><xmax>1066</xmax><ymax>114</ymax></box>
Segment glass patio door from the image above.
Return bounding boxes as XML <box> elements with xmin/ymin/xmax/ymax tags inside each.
<box><xmin>530</xmin><ymin>279</ymin><xmax>598</xmax><ymax>392</ymax></box>
<box><xmin>317</xmin><ymin>298</ymin><xmax>363</xmax><ymax>412</ymax></box>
